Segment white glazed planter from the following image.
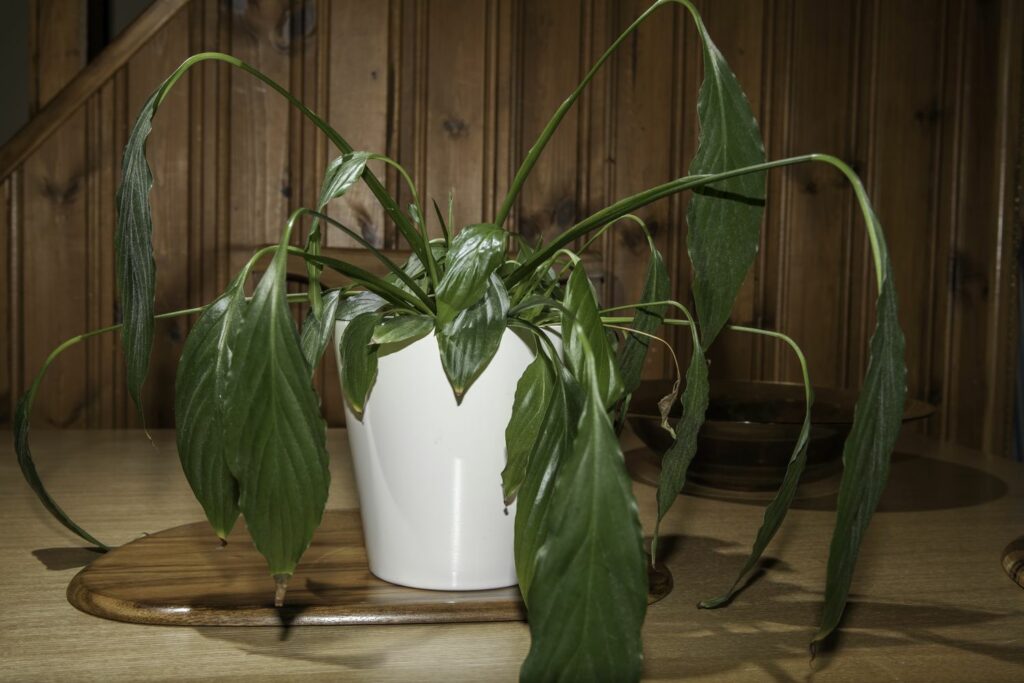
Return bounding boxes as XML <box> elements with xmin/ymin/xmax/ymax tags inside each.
<box><xmin>335</xmin><ymin>323</ymin><xmax>552</xmax><ymax>590</ymax></box>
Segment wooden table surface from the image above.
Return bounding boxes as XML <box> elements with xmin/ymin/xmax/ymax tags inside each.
<box><xmin>1</xmin><ymin>429</ymin><xmax>1022</xmax><ymax>681</ymax></box>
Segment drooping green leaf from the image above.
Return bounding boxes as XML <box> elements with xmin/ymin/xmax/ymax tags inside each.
<box><xmin>299</xmin><ymin>289</ymin><xmax>342</xmax><ymax>375</ymax></box>
<box><xmin>513</xmin><ymin>357</ymin><xmax>581</xmax><ymax>601</ymax></box>
<box><xmin>14</xmin><ymin>341</ymin><xmax>112</xmax><ymax>550</ymax></box>
<box><xmin>520</xmin><ymin>338</ymin><xmax>647</xmax><ymax>683</ymax></box>
<box><xmin>338</xmin><ymin>312</ymin><xmax>382</xmax><ymax>417</ymax></box>
<box><xmin>115</xmin><ymin>90</ymin><xmax>160</xmax><ymax>415</ymax></box>
<box><xmin>700</xmin><ymin>329</ymin><xmax>814</xmax><ymax>609</ymax></box>
<box><xmin>562</xmin><ymin>266</ymin><xmax>624</xmax><ymax>409</ymax></box>
<box><xmin>617</xmin><ymin>244</ymin><xmax>669</xmax><ymax>397</ymax></box>
<box><xmin>175</xmin><ymin>289</ymin><xmax>246</xmax><ymax>539</ymax></box>
<box><xmin>654</xmin><ymin>321</ymin><xmax>710</xmax><ymax>552</ymax></box>
<box><xmin>371</xmin><ymin>315</ymin><xmax>434</xmax><ymax>346</ymax></box>
<box><xmin>222</xmin><ymin>247</ymin><xmax>330</xmax><ymax>581</ymax></box>
<box><xmin>336</xmin><ymin>291</ymin><xmax>386</xmax><ymax>321</ymax></box>
<box><xmin>684</xmin><ymin>5</ymin><xmax>767</xmax><ymax>347</ymax></box>
<box><xmin>437</xmin><ymin>273</ymin><xmax>509</xmax><ymax>399</ymax></box>
<box><xmin>812</xmin><ymin>208</ymin><xmax>906</xmax><ymax>649</ymax></box>
<box><xmin>501</xmin><ymin>351</ymin><xmax>555</xmax><ymax>505</ymax></box>
<box><xmin>435</xmin><ymin>224</ymin><xmax>507</xmax><ymax>321</ymax></box>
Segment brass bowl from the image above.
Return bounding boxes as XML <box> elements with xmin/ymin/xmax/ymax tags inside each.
<box><xmin>627</xmin><ymin>380</ymin><xmax>935</xmax><ymax>492</ymax></box>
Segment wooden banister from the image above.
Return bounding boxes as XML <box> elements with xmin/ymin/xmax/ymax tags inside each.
<box><xmin>0</xmin><ymin>0</ymin><xmax>190</xmax><ymax>180</ymax></box>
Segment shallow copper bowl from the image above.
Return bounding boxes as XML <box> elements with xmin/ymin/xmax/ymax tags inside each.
<box><xmin>628</xmin><ymin>379</ymin><xmax>935</xmax><ymax>492</ymax></box>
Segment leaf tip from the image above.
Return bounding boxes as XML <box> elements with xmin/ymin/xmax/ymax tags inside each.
<box><xmin>273</xmin><ymin>574</ymin><xmax>290</xmax><ymax>607</ymax></box>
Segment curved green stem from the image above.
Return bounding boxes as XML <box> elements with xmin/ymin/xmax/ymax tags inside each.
<box><xmin>368</xmin><ymin>154</ymin><xmax>439</xmax><ymax>289</ymax></box>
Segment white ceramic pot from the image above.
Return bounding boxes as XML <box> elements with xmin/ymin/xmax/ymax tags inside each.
<box><xmin>335</xmin><ymin>324</ymin><xmax>549</xmax><ymax>591</ymax></box>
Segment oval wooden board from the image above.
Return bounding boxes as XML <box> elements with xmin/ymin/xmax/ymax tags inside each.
<box><xmin>67</xmin><ymin>510</ymin><xmax>526</xmax><ymax>626</ymax></box>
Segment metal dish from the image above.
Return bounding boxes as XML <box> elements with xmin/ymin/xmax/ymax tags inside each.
<box><xmin>627</xmin><ymin>379</ymin><xmax>935</xmax><ymax>492</ymax></box>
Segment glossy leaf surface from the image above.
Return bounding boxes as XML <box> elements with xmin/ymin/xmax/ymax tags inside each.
<box><xmin>513</xmin><ymin>354</ymin><xmax>580</xmax><ymax>602</ymax></box>
<box><xmin>222</xmin><ymin>248</ymin><xmax>330</xmax><ymax>578</ymax></box>
<box><xmin>371</xmin><ymin>315</ymin><xmax>434</xmax><ymax>346</ymax></box>
<box><xmin>435</xmin><ymin>224</ymin><xmax>507</xmax><ymax>321</ymax></box>
<box><xmin>336</xmin><ymin>292</ymin><xmax>387</xmax><ymax>321</ymax></box>
<box><xmin>299</xmin><ymin>289</ymin><xmax>342</xmax><ymax>376</ymax></box>
<box><xmin>684</xmin><ymin>5</ymin><xmax>767</xmax><ymax>347</ymax></box>
<box><xmin>501</xmin><ymin>351</ymin><xmax>554</xmax><ymax>505</ymax></box>
<box><xmin>521</xmin><ymin>341</ymin><xmax>647</xmax><ymax>682</ymax></box>
<box><xmin>175</xmin><ymin>290</ymin><xmax>245</xmax><ymax>539</ymax></box>
<box><xmin>562</xmin><ymin>267</ymin><xmax>624</xmax><ymax>409</ymax></box>
<box><xmin>338</xmin><ymin>312</ymin><xmax>382</xmax><ymax>417</ymax></box>
<box><xmin>437</xmin><ymin>274</ymin><xmax>509</xmax><ymax>399</ymax></box>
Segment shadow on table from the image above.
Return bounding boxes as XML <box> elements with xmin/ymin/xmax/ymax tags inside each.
<box><xmin>192</xmin><ymin>619</ymin><xmax>473</xmax><ymax>671</ymax></box>
<box><xmin>642</xmin><ymin>533</ymin><xmax>1019</xmax><ymax>680</ymax></box>
<box><xmin>627</xmin><ymin>449</ymin><xmax>1009</xmax><ymax>512</ymax></box>
<box><xmin>188</xmin><ymin>532</ymin><xmax>1016</xmax><ymax>678</ymax></box>
<box><xmin>31</xmin><ymin>546</ymin><xmax>104</xmax><ymax>570</ymax></box>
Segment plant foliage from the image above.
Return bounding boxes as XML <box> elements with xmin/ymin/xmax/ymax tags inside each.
<box><xmin>13</xmin><ymin>2</ymin><xmax>906</xmax><ymax>680</ymax></box>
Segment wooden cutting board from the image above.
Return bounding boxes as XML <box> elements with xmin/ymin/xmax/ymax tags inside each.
<box><xmin>67</xmin><ymin>510</ymin><xmax>526</xmax><ymax>626</ymax></box>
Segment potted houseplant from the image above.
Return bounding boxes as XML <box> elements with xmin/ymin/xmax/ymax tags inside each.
<box><xmin>14</xmin><ymin>0</ymin><xmax>906</xmax><ymax>680</ymax></box>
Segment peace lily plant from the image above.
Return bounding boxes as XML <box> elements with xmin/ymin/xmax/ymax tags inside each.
<box><xmin>15</xmin><ymin>1</ymin><xmax>905</xmax><ymax>680</ymax></box>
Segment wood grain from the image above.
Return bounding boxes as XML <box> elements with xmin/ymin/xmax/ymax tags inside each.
<box><xmin>67</xmin><ymin>510</ymin><xmax>526</xmax><ymax>626</ymax></box>
<box><xmin>3</xmin><ymin>428</ymin><xmax>1024</xmax><ymax>681</ymax></box>
<box><xmin>0</xmin><ymin>0</ymin><xmax>1020</xmax><ymax>456</ymax></box>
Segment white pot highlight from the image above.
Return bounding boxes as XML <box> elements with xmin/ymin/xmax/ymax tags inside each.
<box><xmin>335</xmin><ymin>323</ymin><xmax>550</xmax><ymax>591</ymax></box>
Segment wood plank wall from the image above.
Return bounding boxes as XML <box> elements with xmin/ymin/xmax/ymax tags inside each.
<box><xmin>3</xmin><ymin>0</ymin><xmax>1022</xmax><ymax>456</ymax></box>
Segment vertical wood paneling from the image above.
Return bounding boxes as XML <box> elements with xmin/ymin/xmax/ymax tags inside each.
<box><xmin>943</xmin><ymin>0</ymin><xmax>1015</xmax><ymax>450</ymax></box>
<box><xmin>765</xmin><ymin>0</ymin><xmax>860</xmax><ymax>388</ymax></box>
<box><xmin>4</xmin><ymin>0</ymin><xmax>1021</xmax><ymax>456</ymax></box>
<box><xmin>1</xmin><ymin>177</ymin><xmax>11</xmax><ymax>425</ymax></box>
<box><xmin>856</xmin><ymin>0</ymin><xmax>945</xmax><ymax>421</ymax></box>
<box><xmin>423</xmin><ymin>0</ymin><xmax>488</xmax><ymax>231</ymax></box>
<box><xmin>324</xmin><ymin>0</ymin><xmax>390</xmax><ymax>249</ymax></box>
<box><xmin>228</xmin><ymin>0</ymin><xmax>293</xmax><ymax>277</ymax></box>
<box><xmin>517</xmin><ymin>0</ymin><xmax>582</xmax><ymax>245</ymax></box>
<box><xmin>609</xmin><ymin>0</ymin><xmax>677</xmax><ymax>375</ymax></box>
<box><xmin>21</xmin><ymin>0</ymin><xmax>89</xmax><ymax>428</ymax></box>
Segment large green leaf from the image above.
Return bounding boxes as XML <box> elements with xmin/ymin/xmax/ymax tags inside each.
<box><xmin>513</xmin><ymin>352</ymin><xmax>581</xmax><ymax>601</ymax></box>
<box><xmin>684</xmin><ymin>5</ymin><xmax>766</xmax><ymax>347</ymax></box>
<box><xmin>654</xmin><ymin>318</ymin><xmax>709</xmax><ymax>551</ymax></box>
<box><xmin>174</xmin><ymin>289</ymin><xmax>246</xmax><ymax>539</ymax></box>
<box><xmin>435</xmin><ymin>224</ymin><xmax>507</xmax><ymax>322</ymax></box>
<box><xmin>371</xmin><ymin>314</ymin><xmax>434</xmax><ymax>346</ymax></box>
<box><xmin>812</xmin><ymin>205</ymin><xmax>906</xmax><ymax>648</ymax></box>
<box><xmin>700</xmin><ymin>328</ymin><xmax>814</xmax><ymax>608</ymax></box>
<box><xmin>501</xmin><ymin>351</ymin><xmax>555</xmax><ymax>505</ymax></box>
<box><xmin>115</xmin><ymin>90</ymin><xmax>160</xmax><ymax>415</ymax></box>
<box><xmin>338</xmin><ymin>312</ymin><xmax>382</xmax><ymax>417</ymax></box>
<box><xmin>437</xmin><ymin>273</ymin><xmax>509</xmax><ymax>399</ymax></box>
<box><xmin>520</xmin><ymin>339</ymin><xmax>647</xmax><ymax>682</ymax></box>
<box><xmin>222</xmin><ymin>247</ymin><xmax>330</xmax><ymax>585</ymax></box>
<box><xmin>562</xmin><ymin>266</ymin><xmax>624</xmax><ymax>409</ymax></box>
<box><xmin>299</xmin><ymin>289</ymin><xmax>342</xmax><ymax>375</ymax></box>
<box><xmin>616</xmin><ymin>244</ymin><xmax>669</xmax><ymax>397</ymax></box>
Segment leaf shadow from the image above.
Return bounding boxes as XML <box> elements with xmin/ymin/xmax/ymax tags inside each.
<box><xmin>31</xmin><ymin>546</ymin><xmax>104</xmax><ymax>571</ymax></box>
<box><xmin>644</xmin><ymin>533</ymin><xmax>1018</xmax><ymax>680</ymax></box>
